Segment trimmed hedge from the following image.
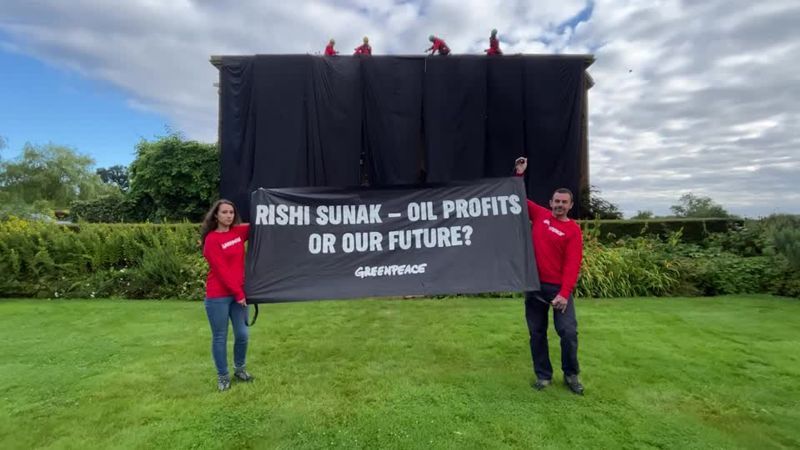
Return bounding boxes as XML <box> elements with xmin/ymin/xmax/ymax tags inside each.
<box><xmin>580</xmin><ymin>218</ymin><xmax>742</xmax><ymax>243</ymax></box>
<box><xmin>0</xmin><ymin>218</ymin><xmax>796</xmax><ymax>300</ymax></box>
<box><xmin>69</xmin><ymin>194</ymin><xmax>143</xmax><ymax>223</ymax></box>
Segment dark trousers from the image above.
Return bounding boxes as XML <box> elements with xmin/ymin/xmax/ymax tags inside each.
<box><xmin>524</xmin><ymin>283</ymin><xmax>580</xmax><ymax>380</ymax></box>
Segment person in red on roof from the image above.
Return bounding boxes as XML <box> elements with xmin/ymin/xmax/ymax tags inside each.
<box><xmin>200</xmin><ymin>199</ymin><xmax>254</xmax><ymax>391</ymax></box>
<box><xmin>354</xmin><ymin>36</ymin><xmax>372</xmax><ymax>55</ymax></box>
<box><xmin>425</xmin><ymin>35</ymin><xmax>450</xmax><ymax>55</ymax></box>
<box><xmin>324</xmin><ymin>38</ymin><xmax>338</xmax><ymax>56</ymax></box>
<box><xmin>514</xmin><ymin>157</ymin><xmax>585</xmax><ymax>395</ymax></box>
<box><xmin>485</xmin><ymin>29</ymin><xmax>502</xmax><ymax>55</ymax></box>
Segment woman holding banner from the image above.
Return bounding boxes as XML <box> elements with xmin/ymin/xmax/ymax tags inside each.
<box><xmin>200</xmin><ymin>199</ymin><xmax>254</xmax><ymax>391</ymax></box>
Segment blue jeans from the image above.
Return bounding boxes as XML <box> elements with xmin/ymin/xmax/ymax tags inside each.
<box><xmin>204</xmin><ymin>296</ymin><xmax>249</xmax><ymax>376</ymax></box>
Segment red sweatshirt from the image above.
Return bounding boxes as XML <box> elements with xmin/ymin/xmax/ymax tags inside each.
<box><xmin>486</xmin><ymin>36</ymin><xmax>502</xmax><ymax>55</ymax></box>
<box><xmin>354</xmin><ymin>44</ymin><xmax>372</xmax><ymax>55</ymax></box>
<box><xmin>428</xmin><ymin>38</ymin><xmax>450</xmax><ymax>55</ymax></box>
<box><xmin>526</xmin><ymin>200</ymin><xmax>583</xmax><ymax>298</ymax></box>
<box><xmin>203</xmin><ymin>224</ymin><xmax>250</xmax><ymax>302</ymax></box>
<box><xmin>324</xmin><ymin>44</ymin><xmax>338</xmax><ymax>56</ymax></box>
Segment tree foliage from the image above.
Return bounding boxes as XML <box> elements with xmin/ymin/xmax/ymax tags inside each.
<box><xmin>580</xmin><ymin>185</ymin><xmax>623</xmax><ymax>219</ymax></box>
<box><xmin>670</xmin><ymin>193</ymin><xmax>731</xmax><ymax>218</ymax></box>
<box><xmin>96</xmin><ymin>165</ymin><xmax>130</xmax><ymax>191</ymax></box>
<box><xmin>128</xmin><ymin>133</ymin><xmax>219</xmax><ymax>222</ymax></box>
<box><xmin>762</xmin><ymin>214</ymin><xmax>800</xmax><ymax>269</ymax></box>
<box><xmin>631</xmin><ymin>210</ymin><xmax>654</xmax><ymax>220</ymax></box>
<box><xmin>0</xmin><ymin>143</ymin><xmax>112</xmax><ymax>208</ymax></box>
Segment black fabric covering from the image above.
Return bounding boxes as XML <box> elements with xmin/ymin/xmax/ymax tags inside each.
<box><xmin>307</xmin><ymin>57</ymin><xmax>363</xmax><ymax>186</ymax></box>
<box><xmin>249</xmin><ymin>56</ymin><xmax>309</xmax><ymax>192</ymax></box>
<box><xmin>521</xmin><ymin>58</ymin><xmax>586</xmax><ymax>212</ymax></box>
<box><xmin>218</xmin><ymin>55</ymin><xmax>588</xmax><ymax>220</ymax></box>
<box><xmin>361</xmin><ymin>57</ymin><xmax>424</xmax><ymax>185</ymax></box>
<box><xmin>423</xmin><ymin>56</ymin><xmax>487</xmax><ymax>183</ymax></box>
<box><xmin>484</xmin><ymin>57</ymin><xmax>525</xmax><ymax>177</ymax></box>
<box><xmin>220</xmin><ymin>56</ymin><xmax>362</xmax><ymax>220</ymax></box>
<box><xmin>219</xmin><ymin>57</ymin><xmax>255</xmax><ymax>214</ymax></box>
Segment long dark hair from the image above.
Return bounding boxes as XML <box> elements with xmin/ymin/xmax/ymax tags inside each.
<box><xmin>200</xmin><ymin>199</ymin><xmax>241</xmax><ymax>244</ymax></box>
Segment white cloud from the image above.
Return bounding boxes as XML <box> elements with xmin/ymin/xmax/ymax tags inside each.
<box><xmin>1</xmin><ymin>0</ymin><xmax>798</xmax><ymax>216</ymax></box>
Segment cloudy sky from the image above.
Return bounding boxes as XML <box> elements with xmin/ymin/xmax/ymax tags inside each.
<box><xmin>1</xmin><ymin>0</ymin><xmax>798</xmax><ymax>217</ymax></box>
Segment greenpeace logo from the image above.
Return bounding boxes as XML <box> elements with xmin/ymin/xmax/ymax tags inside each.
<box><xmin>543</xmin><ymin>219</ymin><xmax>565</xmax><ymax>237</ymax></box>
<box><xmin>355</xmin><ymin>264</ymin><xmax>428</xmax><ymax>279</ymax></box>
<box><xmin>221</xmin><ymin>237</ymin><xmax>242</xmax><ymax>249</ymax></box>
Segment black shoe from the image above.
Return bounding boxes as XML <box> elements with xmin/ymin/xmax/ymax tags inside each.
<box><xmin>217</xmin><ymin>375</ymin><xmax>231</xmax><ymax>391</ymax></box>
<box><xmin>533</xmin><ymin>378</ymin><xmax>552</xmax><ymax>390</ymax></box>
<box><xmin>564</xmin><ymin>375</ymin><xmax>584</xmax><ymax>395</ymax></box>
<box><xmin>234</xmin><ymin>368</ymin><xmax>254</xmax><ymax>382</ymax></box>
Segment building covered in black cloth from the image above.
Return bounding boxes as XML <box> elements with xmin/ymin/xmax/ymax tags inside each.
<box><xmin>210</xmin><ymin>54</ymin><xmax>593</xmax><ymax>220</ymax></box>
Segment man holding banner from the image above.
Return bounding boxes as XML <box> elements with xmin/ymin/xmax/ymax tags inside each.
<box><xmin>515</xmin><ymin>157</ymin><xmax>585</xmax><ymax>395</ymax></box>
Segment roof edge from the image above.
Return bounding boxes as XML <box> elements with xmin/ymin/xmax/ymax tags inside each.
<box><xmin>210</xmin><ymin>53</ymin><xmax>594</xmax><ymax>69</ymax></box>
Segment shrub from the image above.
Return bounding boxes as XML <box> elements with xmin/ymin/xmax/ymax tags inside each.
<box><xmin>0</xmin><ymin>218</ymin><xmax>204</xmax><ymax>299</ymax></box>
<box><xmin>0</xmin><ymin>218</ymin><xmax>796</xmax><ymax>300</ymax></box>
<box><xmin>762</xmin><ymin>214</ymin><xmax>800</xmax><ymax>269</ymax></box>
<box><xmin>677</xmin><ymin>253</ymin><xmax>773</xmax><ymax>296</ymax></box>
<box><xmin>575</xmin><ymin>229</ymin><xmax>681</xmax><ymax>298</ymax></box>
<box><xmin>705</xmin><ymin>220</ymin><xmax>767</xmax><ymax>257</ymax></box>
<box><xmin>0</xmin><ymin>198</ymin><xmax>56</xmax><ymax>222</ymax></box>
<box><xmin>579</xmin><ymin>218</ymin><xmax>740</xmax><ymax>243</ymax></box>
<box><xmin>70</xmin><ymin>193</ymin><xmax>145</xmax><ymax>223</ymax></box>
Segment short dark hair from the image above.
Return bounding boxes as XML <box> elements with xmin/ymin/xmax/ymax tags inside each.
<box><xmin>552</xmin><ymin>188</ymin><xmax>574</xmax><ymax>202</ymax></box>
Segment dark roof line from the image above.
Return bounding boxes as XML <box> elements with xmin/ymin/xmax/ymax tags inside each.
<box><xmin>210</xmin><ymin>54</ymin><xmax>595</xmax><ymax>69</ymax></box>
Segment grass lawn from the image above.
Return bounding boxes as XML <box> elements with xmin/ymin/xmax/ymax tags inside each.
<box><xmin>1</xmin><ymin>295</ymin><xmax>799</xmax><ymax>449</ymax></box>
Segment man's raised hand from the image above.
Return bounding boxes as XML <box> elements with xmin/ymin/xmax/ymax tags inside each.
<box><xmin>515</xmin><ymin>157</ymin><xmax>528</xmax><ymax>175</ymax></box>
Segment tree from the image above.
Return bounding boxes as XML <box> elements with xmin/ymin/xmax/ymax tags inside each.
<box><xmin>96</xmin><ymin>165</ymin><xmax>130</xmax><ymax>191</ymax></box>
<box><xmin>670</xmin><ymin>193</ymin><xmax>730</xmax><ymax>218</ymax></box>
<box><xmin>0</xmin><ymin>143</ymin><xmax>112</xmax><ymax>208</ymax></box>
<box><xmin>631</xmin><ymin>210</ymin><xmax>654</xmax><ymax>220</ymax></box>
<box><xmin>128</xmin><ymin>133</ymin><xmax>219</xmax><ymax>221</ymax></box>
<box><xmin>763</xmin><ymin>214</ymin><xmax>800</xmax><ymax>269</ymax></box>
<box><xmin>0</xmin><ymin>136</ymin><xmax>7</xmax><ymax>163</ymax></box>
<box><xmin>580</xmin><ymin>185</ymin><xmax>623</xmax><ymax>219</ymax></box>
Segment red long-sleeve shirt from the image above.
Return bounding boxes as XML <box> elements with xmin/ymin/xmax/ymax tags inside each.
<box><xmin>428</xmin><ymin>38</ymin><xmax>450</xmax><ymax>55</ymax></box>
<box><xmin>203</xmin><ymin>224</ymin><xmax>250</xmax><ymax>302</ymax></box>
<box><xmin>354</xmin><ymin>44</ymin><xmax>372</xmax><ymax>55</ymax></box>
<box><xmin>324</xmin><ymin>44</ymin><xmax>338</xmax><ymax>56</ymax></box>
<box><xmin>486</xmin><ymin>36</ymin><xmax>502</xmax><ymax>55</ymax></box>
<box><xmin>526</xmin><ymin>200</ymin><xmax>583</xmax><ymax>298</ymax></box>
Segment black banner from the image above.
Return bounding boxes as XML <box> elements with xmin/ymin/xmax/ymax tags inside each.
<box><xmin>245</xmin><ymin>177</ymin><xmax>539</xmax><ymax>302</ymax></box>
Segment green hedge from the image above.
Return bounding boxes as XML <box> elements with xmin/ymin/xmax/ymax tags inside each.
<box><xmin>575</xmin><ymin>235</ymin><xmax>681</xmax><ymax>298</ymax></box>
<box><xmin>580</xmin><ymin>218</ymin><xmax>741</xmax><ymax>243</ymax></box>
<box><xmin>0</xmin><ymin>218</ymin><xmax>796</xmax><ymax>300</ymax></box>
<box><xmin>0</xmin><ymin>218</ymin><xmax>204</xmax><ymax>299</ymax></box>
<box><xmin>69</xmin><ymin>194</ymin><xmax>144</xmax><ymax>223</ymax></box>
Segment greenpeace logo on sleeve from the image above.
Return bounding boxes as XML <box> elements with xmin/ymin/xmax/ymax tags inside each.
<box><xmin>355</xmin><ymin>264</ymin><xmax>428</xmax><ymax>279</ymax></box>
<box><xmin>221</xmin><ymin>237</ymin><xmax>242</xmax><ymax>249</ymax></box>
